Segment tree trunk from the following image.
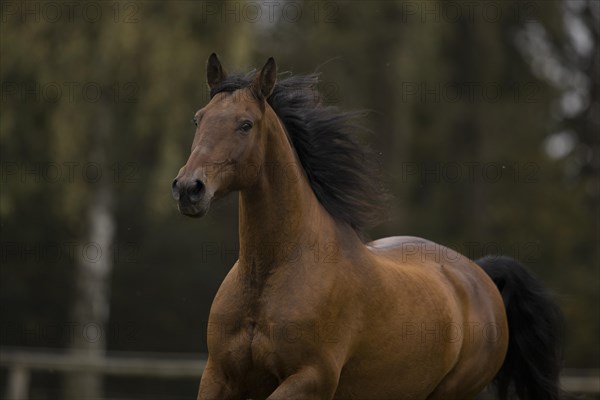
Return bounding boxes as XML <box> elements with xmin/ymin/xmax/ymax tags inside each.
<box><xmin>63</xmin><ymin>99</ymin><xmax>115</xmax><ymax>400</ymax></box>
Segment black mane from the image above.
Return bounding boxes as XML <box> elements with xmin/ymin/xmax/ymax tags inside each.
<box><xmin>211</xmin><ymin>72</ymin><xmax>386</xmax><ymax>235</ymax></box>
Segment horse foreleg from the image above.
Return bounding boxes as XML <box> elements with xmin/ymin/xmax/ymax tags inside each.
<box><xmin>266</xmin><ymin>365</ymin><xmax>339</xmax><ymax>400</ymax></box>
<box><xmin>197</xmin><ymin>358</ymin><xmax>239</xmax><ymax>400</ymax></box>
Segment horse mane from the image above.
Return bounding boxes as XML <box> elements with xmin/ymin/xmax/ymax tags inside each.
<box><xmin>210</xmin><ymin>72</ymin><xmax>386</xmax><ymax>236</ymax></box>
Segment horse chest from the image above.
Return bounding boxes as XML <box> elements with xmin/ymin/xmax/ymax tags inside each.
<box><xmin>212</xmin><ymin>296</ymin><xmax>317</xmax><ymax>356</ymax></box>
<box><xmin>210</xmin><ymin>285</ymin><xmax>322</xmax><ymax>379</ymax></box>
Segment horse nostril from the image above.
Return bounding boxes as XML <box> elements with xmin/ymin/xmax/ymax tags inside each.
<box><xmin>189</xmin><ymin>179</ymin><xmax>205</xmax><ymax>197</ymax></box>
<box><xmin>171</xmin><ymin>179</ymin><xmax>180</xmax><ymax>201</ymax></box>
<box><xmin>171</xmin><ymin>179</ymin><xmax>180</xmax><ymax>200</ymax></box>
<box><xmin>173</xmin><ymin>178</ymin><xmax>205</xmax><ymax>202</ymax></box>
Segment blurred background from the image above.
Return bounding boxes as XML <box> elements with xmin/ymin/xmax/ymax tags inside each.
<box><xmin>1</xmin><ymin>0</ymin><xmax>598</xmax><ymax>399</ymax></box>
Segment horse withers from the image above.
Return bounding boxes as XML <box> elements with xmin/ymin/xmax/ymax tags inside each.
<box><xmin>172</xmin><ymin>54</ymin><xmax>564</xmax><ymax>400</ymax></box>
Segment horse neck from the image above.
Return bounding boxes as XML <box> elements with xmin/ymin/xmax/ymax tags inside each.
<box><xmin>238</xmin><ymin>108</ymin><xmax>345</xmax><ymax>274</ymax></box>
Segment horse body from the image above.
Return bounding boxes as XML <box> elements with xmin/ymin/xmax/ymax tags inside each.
<box><xmin>202</xmin><ymin>233</ymin><xmax>507</xmax><ymax>399</ymax></box>
<box><xmin>173</xmin><ymin>54</ymin><xmax>563</xmax><ymax>400</ymax></box>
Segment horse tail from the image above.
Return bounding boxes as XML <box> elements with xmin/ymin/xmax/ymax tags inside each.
<box><xmin>475</xmin><ymin>255</ymin><xmax>565</xmax><ymax>400</ymax></box>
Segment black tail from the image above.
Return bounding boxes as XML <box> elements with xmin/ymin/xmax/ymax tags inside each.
<box><xmin>476</xmin><ymin>255</ymin><xmax>565</xmax><ymax>400</ymax></box>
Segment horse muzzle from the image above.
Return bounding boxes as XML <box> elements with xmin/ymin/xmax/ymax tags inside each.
<box><xmin>172</xmin><ymin>176</ymin><xmax>212</xmax><ymax>217</ymax></box>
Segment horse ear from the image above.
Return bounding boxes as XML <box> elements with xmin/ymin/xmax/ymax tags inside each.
<box><xmin>207</xmin><ymin>53</ymin><xmax>227</xmax><ymax>89</ymax></box>
<box><xmin>252</xmin><ymin>57</ymin><xmax>277</xmax><ymax>100</ymax></box>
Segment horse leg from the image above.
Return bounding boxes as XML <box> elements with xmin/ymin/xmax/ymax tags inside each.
<box><xmin>424</xmin><ymin>364</ymin><xmax>494</xmax><ymax>400</ymax></box>
<box><xmin>266</xmin><ymin>365</ymin><xmax>339</xmax><ymax>400</ymax></box>
<box><xmin>197</xmin><ymin>358</ymin><xmax>239</xmax><ymax>400</ymax></box>
<box><xmin>427</xmin><ymin>389</ymin><xmax>477</xmax><ymax>400</ymax></box>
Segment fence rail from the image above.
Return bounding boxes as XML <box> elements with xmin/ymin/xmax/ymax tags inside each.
<box><xmin>1</xmin><ymin>347</ymin><xmax>598</xmax><ymax>399</ymax></box>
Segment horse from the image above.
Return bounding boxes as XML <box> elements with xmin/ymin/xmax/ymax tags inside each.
<box><xmin>172</xmin><ymin>53</ymin><xmax>564</xmax><ymax>400</ymax></box>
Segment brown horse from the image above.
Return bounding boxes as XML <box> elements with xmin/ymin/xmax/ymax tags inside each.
<box><xmin>172</xmin><ymin>54</ymin><xmax>564</xmax><ymax>400</ymax></box>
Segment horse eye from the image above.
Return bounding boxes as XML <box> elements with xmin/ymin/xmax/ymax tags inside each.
<box><xmin>239</xmin><ymin>121</ymin><xmax>253</xmax><ymax>133</ymax></box>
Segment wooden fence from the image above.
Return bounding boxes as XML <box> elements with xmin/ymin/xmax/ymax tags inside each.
<box><xmin>1</xmin><ymin>347</ymin><xmax>598</xmax><ymax>399</ymax></box>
